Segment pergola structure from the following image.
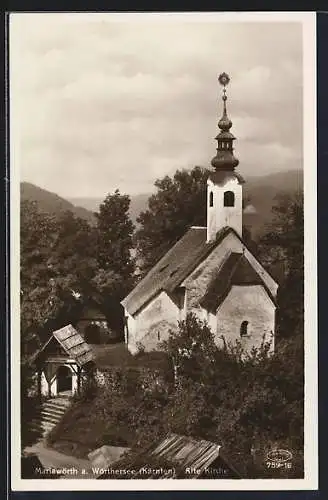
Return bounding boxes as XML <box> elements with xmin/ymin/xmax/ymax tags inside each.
<box><xmin>31</xmin><ymin>324</ymin><xmax>95</xmax><ymax>398</ymax></box>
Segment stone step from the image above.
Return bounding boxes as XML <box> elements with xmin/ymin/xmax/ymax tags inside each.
<box><xmin>41</xmin><ymin>405</ymin><xmax>67</xmax><ymax>417</ymax></box>
<box><xmin>47</xmin><ymin>398</ymin><xmax>71</xmax><ymax>408</ymax></box>
<box><xmin>45</xmin><ymin>396</ymin><xmax>71</xmax><ymax>405</ymax></box>
<box><xmin>27</xmin><ymin>398</ymin><xmax>72</xmax><ymax>438</ymax></box>
<box><xmin>40</xmin><ymin>412</ymin><xmax>62</xmax><ymax>425</ymax></box>
<box><xmin>30</xmin><ymin>417</ymin><xmax>55</xmax><ymax>428</ymax></box>
<box><xmin>28</xmin><ymin>422</ymin><xmax>44</xmax><ymax>434</ymax></box>
<box><xmin>40</xmin><ymin>420</ymin><xmax>56</xmax><ymax>431</ymax></box>
<box><xmin>42</xmin><ymin>402</ymin><xmax>70</xmax><ymax>413</ymax></box>
<box><xmin>28</xmin><ymin>420</ymin><xmax>55</xmax><ymax>435</ymax></box>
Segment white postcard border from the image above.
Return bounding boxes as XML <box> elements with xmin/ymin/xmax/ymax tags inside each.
<box><xmin>9</xmin><ymin>10</ymin><xmax>318</xmax><ymax>491</ymax></box>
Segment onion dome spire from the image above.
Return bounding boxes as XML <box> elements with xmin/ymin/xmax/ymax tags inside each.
<box><xmin>211</xmin><ymin>72</ymin><xmax>239</xmax><ymax>171</ymax></box>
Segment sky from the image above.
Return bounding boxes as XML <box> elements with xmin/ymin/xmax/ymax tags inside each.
<box><xmin>10</xmin><ymin>14</ymin><xmax>303</xmax><ymax>199</ymax></box>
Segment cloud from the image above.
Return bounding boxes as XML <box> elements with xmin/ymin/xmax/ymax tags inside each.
<box><xmin>10</xmin><ymin>14</ymin><xmax>303</xmax><ymax>198</ymax></box>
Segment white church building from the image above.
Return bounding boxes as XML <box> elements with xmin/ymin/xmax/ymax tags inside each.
<box><xmin>122</xmin><ymin>73</ymin><xmax>278</xmax><ymax>355</ymax></box>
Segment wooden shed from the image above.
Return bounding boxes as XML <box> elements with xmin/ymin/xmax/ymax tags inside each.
<box><xmin>31</xmin><ymin>324</ymin><xmax>95</xmax><ymax>398</ymax></box>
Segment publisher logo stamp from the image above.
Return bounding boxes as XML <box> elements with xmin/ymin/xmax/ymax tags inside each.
<box><xmin>266</xmin><ymin>449</ymin><xmax>293</xmax><ymax>469</ymax></box>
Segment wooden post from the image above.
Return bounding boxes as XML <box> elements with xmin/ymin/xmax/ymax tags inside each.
<box><xmin>77</xmin><ymin>366</ymin><xmax>81</xmax><ymax>396</ymax></box>
<box><xmin>37</xmin><ymin>366</ymin><xmax>42</xmax><ymax>401</ymax></box>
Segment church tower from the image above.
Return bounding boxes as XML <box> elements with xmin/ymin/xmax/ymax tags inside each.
<box><xmin>207</xmin><ymin>73</ymin><xmax>245</xmax><ymax>242</ymax></box>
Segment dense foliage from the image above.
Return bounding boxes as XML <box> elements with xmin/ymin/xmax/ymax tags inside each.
<box><xmin>20</xmin><ymin>191</ymin><xmax>135</xmax><ymax>353</ymax></box>
<box><xmin>20</xmin><ymin>193</ymin><xmax>135</xmax><ymax>452</ymax></box>
<box><xmin>96</xmin><ymin>189</ymin><xmax>135</xmax><ymax>281</ymax></box>
<box><xmin>53</xmin><ymin>310</ymin><xmax>303</xmax><ymax>478</ymax></box>
<box><xmin>258</xmin><ymin>191</ymin><xmax>304</xmax><ymax>341</ymax></box>
<box><xmin>135</xmin><ymin>167</ymin><xmax>209</xmax><ymax>275</ymax></box>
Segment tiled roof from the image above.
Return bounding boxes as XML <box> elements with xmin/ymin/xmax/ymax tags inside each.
<box><xmin>98</xmin><ymin>433</ymin><xmax>242</xmax><ymax>479</ymax></box>
<box><xmin>122</xmin><ymin>226</ymin><xmax>232</xmax><ymax>316</ymax></box>
<box><xmin>200</xmin><ymin>252</ymin><xmax>275</xmax><ymax>313</ymax></box>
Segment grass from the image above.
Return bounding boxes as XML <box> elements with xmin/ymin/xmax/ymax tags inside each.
<box><xmin>91</xmin><ymin>342</ymin><xmax>171</xmax><ymax>372</ymax></box>
<box><xmin>46</xmin><ymin>397</ymin><xmax>135</xmax><ymax>459</ymax></box>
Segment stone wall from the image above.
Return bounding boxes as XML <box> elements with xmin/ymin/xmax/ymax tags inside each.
<box><xmin>126</xmin><ymin>292</ymin><xmax>179</xmax><ymax>354</ymax></box>
<box><xmin>125</xmin><ymin>232</ymin><xmax>277</xmax><ymax>356</ymax></box>
<box><xmin>215</xmin><ymin>285</ymin><xmax>275</xmax><ymax>352</ymax></box>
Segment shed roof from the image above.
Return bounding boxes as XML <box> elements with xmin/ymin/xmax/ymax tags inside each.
<box><xmin>53</xmin><ymin>325</ymin><xmax>95</xmax><ymax>366</ymax></box>
<box><xmin>98</xmin><ymin>433</ymin><xmax>242</xmax><ymax>479</ymax></box>
<box><xmin>122</xmin><ymin>226</ymin><xmax>232</xmax><ymax>316</ymax></box>
<box><xmin>200</xmin><ymin>252</ymin><xmax>276</xmax><ymax>313</ymax></box>
<box><xmin>32</xmin><ymin>324</ymin><xmax>95</xmax><ymax>367</ymax></box>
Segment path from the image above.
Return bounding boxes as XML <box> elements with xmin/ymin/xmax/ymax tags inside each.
<box><xmin>24</xmin><ymin>441</ymin><xmax>97</xmax><ymax>479</ymax></box>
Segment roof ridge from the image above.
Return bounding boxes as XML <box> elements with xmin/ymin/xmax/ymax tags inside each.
<box><xmin>122</xmin><ymin>227</ymin><xmax>234</xmax><ymax>315</ymax></box>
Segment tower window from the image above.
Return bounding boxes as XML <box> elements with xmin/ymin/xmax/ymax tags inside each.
<box><xmin>240</xmin><ymin>321</ymin><xmax>249</xmax><ymax>337</ymax></box>
<box><xmin>224</xmin><ymin>190</ymin><xmax>235</xmax><ymax>207</ymax></box>
<box><xmin>209</xmin><ymin>191</ymin><xmax>214</xmax><ymax>207</ymax></box>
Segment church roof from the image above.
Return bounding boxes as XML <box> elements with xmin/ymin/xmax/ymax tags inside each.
<box><xmin>200</xmin><ymin>252</ymin><xmax>274</xmax><ymax>313</ymax></box>
<box><xmin>122</xmin><ymin>226</ymin><xmax>233</xmax><ymax>316</ymax></box>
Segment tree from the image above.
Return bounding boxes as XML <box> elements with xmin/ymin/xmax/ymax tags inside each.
<box><xmin>46</xmin><ymin>210</ymin><xmax>99</xmax><ymax>300</ymax></box>
<box><xmin>160</xmin><ymin>313</ymin><xmax>217</xmax><ymax>385</ymax></box>
<box><xmin>95</xmin><ymin>189</ymin><xmax>135</xmax><ymax>284</ymax></box>
<box><xmin>135</xmin><ymin>167</ymin><xmax>209</xmax><ymax>275</ymax></box>
<box><xmin>20</xmin><ymin>200</ymin><xmax>61</xmax><ymax>350</ymax></box>
<box><xmin>90</xmin><ymin>269</ymin><xmax>126</xmax><ymax>336</ymax></box>
<box><xmin>257</xmin><ymin>191</ymin><xmax>303</xmax><ymax>275</ymax></box>
<box><xmin>20</xmin><ymin>202</ymin><xmax>98</xmax><ymax>350</ymax></box>
<box><xmin>94</xmin><ymin>190</ymin><xmax>136</xmax><ymax>337</ymax></box>
<box><xmin>257</xmin><ymin>191</ymin><xmax>304</xmax><ymax>340</ymax></box>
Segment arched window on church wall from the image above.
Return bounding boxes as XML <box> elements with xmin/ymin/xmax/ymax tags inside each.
<box><xmin>240</xmin><ymin>320</ymin><xmax>249</xmax><ymax>337</ymax></box>
<box><xmin>224</xmin><ymin>190</ymin><xmax>235</xmax><ymax>207</ymax></box>
<box><xmin>209</xmin><ymin>191</ymin><xmax>214</xmax><ymax>207</ymax></box>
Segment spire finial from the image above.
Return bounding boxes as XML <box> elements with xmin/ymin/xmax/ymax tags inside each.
<box><xmin>210</xmin><ymin>72</ymin><xmax>239</xmax><ymax>171</ymax></box>
<box><xmin>218</xmin><ymin>72</ymin><xmax>230</xmax><ymax>102</ymax></box>
<box><xmin>218</xmin><ymin>72</ymin><xmax>232</xmax><ymax>131</ymax></box>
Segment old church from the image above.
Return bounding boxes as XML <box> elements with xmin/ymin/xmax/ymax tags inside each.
<box><xmin>122</xmin><ymin>73</ymin><xmax>278</xmax><ymax>355</ymax></box>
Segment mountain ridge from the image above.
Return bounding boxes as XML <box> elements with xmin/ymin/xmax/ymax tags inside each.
<box><xmin>21</xmin><ymin>169</ymin><xmax>303</xmax><ymax>238</ymax></box>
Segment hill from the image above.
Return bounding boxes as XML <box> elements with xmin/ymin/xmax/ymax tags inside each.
<box><xmin>69</xmin><ymin>169</ymin><xmax>303</xmax><ymax>238</ymax></box>
<box><xmin>243</xmin><ymin>169</ymin><xmax>303</xmax><ymax>238</ymax></box>
<box><xmin>22</xmin><ymin>169</ymin><xmax>303</xmax><ymax>238</ymax></box>
<box><xmin>21</xmin><ymin>182</ymin><xmax>96</xmax><ymax>225</ymax></box>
